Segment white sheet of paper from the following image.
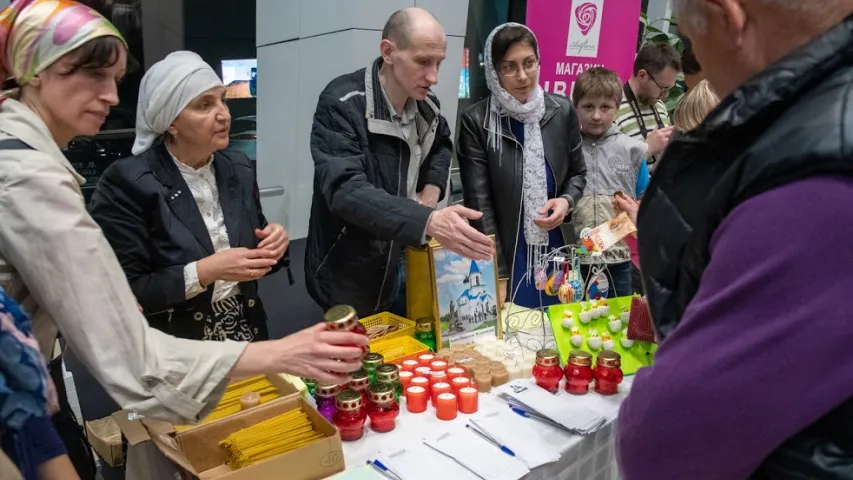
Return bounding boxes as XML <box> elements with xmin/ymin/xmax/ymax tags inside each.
<box><xmin>494</xmin><ymin>379</ymin><xmax>606</xmax><ymax>434</ymax></box>
<box><xmin>378</xmin><ymin>442</ymin><xmax>481</xmax><ymax>480</ymax></box>
<box><xmin>471</xmin><ymin>410</ymin><xmax>561</xmax><ymax>469</ymax></box>
<box><xmin>424</xmin><ymin>430</ymin><xmax>530</xmax><ymax>480</ymax></box>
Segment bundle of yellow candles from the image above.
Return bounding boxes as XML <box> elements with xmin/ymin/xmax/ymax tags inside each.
<box><xmin>174</xmin><ymin>375</ymin><xmax>280</xmax><ymax>431</ymax></box>
<box><xmin>219</xmin><ymin>408</ymin><xmax>323</xmax><ymax>469</ymax></box>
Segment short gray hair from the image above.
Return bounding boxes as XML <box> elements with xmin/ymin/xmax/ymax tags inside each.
<box><xmin>674</xmin><ymin>0</ymin><xmax>815</xmax><ymax>33</ymax></box>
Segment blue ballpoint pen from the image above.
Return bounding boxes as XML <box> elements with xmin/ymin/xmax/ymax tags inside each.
<box><xmin>465</xmin><ymin>424</ymin><xmax>516</xmax><ymax>456</ymax></box>
<box><xmin>367</xmin><ymin>460</ymin><xmax>402</xmax><ymax>480</ymax></box>
<box><xmin>509</xmin><ymin>406</ymin><xmax>572</xmax><ymax>433</ymax></box>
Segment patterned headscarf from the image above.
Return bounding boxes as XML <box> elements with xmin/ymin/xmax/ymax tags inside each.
<box><xmin>0</xmin><ymin>0</ymin><xmax>125</xmax><ymax>87</ymax></box>
<box><xmin>484</xmin><ymin>23</ymin><xmax>549</xmax><ymax>281</ymax></box>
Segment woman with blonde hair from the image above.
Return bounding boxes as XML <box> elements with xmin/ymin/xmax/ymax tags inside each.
<box><xmin>673</xmin><ymin>79</ymin><xmax>720</xmax><ymax>133</ymax></box>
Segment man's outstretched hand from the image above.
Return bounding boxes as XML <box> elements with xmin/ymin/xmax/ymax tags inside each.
<box><xmin>426</xmin><ymin>205</ymin><xmax>494</xmax><ymax>260</ymax></box>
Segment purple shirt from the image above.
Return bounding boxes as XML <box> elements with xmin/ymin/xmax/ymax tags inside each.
<box><xmin>617</xmin><ymin>176</ymin><xmax>853</xmax><ymax>479</ymax></box>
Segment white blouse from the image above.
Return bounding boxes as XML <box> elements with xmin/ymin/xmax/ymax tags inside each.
<box><xmin>169</xmin><ymin>149</ymin><xmax>241</xmax><ymax>304</ymax></box>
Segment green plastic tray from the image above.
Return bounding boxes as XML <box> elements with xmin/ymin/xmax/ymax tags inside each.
<box><xmin>547</xmin><ymin>296</ymin><xmax>657</xmax><ymax>375</ymax></box>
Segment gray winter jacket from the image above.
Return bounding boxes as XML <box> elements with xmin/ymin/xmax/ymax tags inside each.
<box><xmin>573</xmin><ymin>126</ymin><xmax>647</xmax><ymax>264</ymax></box>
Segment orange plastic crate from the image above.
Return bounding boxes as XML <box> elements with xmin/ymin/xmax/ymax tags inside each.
<box><xmin>369</xmin><ymin>336</ymin><xmax>430</xmax><ymax>364</ymax></box>
<box><xmin>360</xmin><ymin>312</ymin><xmax>416</xmax><ymax>346</ymax></box>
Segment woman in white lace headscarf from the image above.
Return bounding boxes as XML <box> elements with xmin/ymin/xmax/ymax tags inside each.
<box><xmin>456</xmin><ymin>23</ymin><xmax>587</xmax><ymax>309</ymax></box>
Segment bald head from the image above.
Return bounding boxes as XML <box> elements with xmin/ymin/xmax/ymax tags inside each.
<box><xmin>675</xmin><ymin>0</ymin><xmax>853</xmax><ymax>97</ymax></box>
<box><xmin>382</xmin><ymin>7</ymin><xmax>445</xmax><ymax>50</ymax></box>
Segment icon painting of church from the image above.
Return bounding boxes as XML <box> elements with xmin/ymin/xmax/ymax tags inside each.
<box><xmin>446</xmin><ymin>260</ymin><xmax>497</xmax><ymax>334</ymax></box>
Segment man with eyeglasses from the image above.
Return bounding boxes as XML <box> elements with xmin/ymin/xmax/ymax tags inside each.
<box><xmin>306</xmin><ymin>7</ymin><xmax>494</xmax><ymax>318</ymax></box>
<box><xmin>615</xmin><ymin>42</ymin><xmax>681</xmax><ymax>169</ymax></box>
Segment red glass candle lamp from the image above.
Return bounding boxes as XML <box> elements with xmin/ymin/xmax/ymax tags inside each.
<box><xmin>563</xmin><ymin>350</ymin><xmax>594</xmax><ymax>395</ymax></box>
<box><xmin>324</xmin><ymin>305</ymin><xmax>368</xmax><ymax>356</ymax></box>
<box><xmin>446</xmin><ymin>367</ymin><xmax>466</xmax><ymax>380</ymax></box>
<box><xmin>334</xmin><ymin>389</ymin><xmax>367</xmax><ymax>441</ymax></box>
<box><xmin>367</xmin><ymin>382</ymin><xmax>400</xmax><ymax>433</ymax></box>
<box><xmin>347</xmin><ymin>368</ymin><xmax>371</xmax><ymax>404</ymax></box>
<box><xmin>533</xmin><ymin>349</ymin><xmax>563</xmax><ymax>393</ymax></box>
<box><xmin>594</xmin><ymin>351</ymin><xmax>623</xmax><ymax>395</ymax></box>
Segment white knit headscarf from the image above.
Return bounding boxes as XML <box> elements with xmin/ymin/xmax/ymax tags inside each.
<box><xmin>132</xmin><ymin>51</ymin><xmax>223</xmax><ymax>155</ymax></box>
<box><xmin>484</xmin><ymin>23</ymin><xmax>549</xmax><ymax>281</ymax></box>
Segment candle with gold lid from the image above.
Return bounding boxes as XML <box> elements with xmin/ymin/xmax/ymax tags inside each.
<box><xmin>324</xmin><ymin>305</ymin><xmax>368</xmax><ymax>356</ymax></box>
<box><xmin>347</xmin><ymin>368</ymin><xmax>371</xmax><ymax>404</ymax></box>
<box><xmin>594</xmin><ymin>351</ymin><xmax>623</xmax><ymax>395</ymax></box>
<box><xmin>314</xmin><ymin>381</ymin><xmax>344</xmax><ymax>422</ymax></box>
<box><xmin>367</xmin><ymin>382</ymin><xmax>399</xmax><ymax>432</ymax></box>
<box><xmin>334</xmin><ymin>389</ymin><xmax>367</xmax><ymax>441</ymax></box>
<box><xmin>375</xmin><ymin>364</ymin><xmax>403</xmax><ymax>400</ymax></box>
<box><xmin>362</xmin><ymin>352</ymin><xmax>384</xmax><ymax>384</ymax></box>
<box><xmin>533</xmin><ymin>349</ymin><xmax>562</xmax><ymax>393</ymax></box>
<box><xmin>414</xmin><ymin>317</ymin><xmax>437</xmax><ymax>352</ymax></box>
<box><xmin>564</xmin><ymin>350</ymin><xmax>594</xmax><ymax>395</ymax></box>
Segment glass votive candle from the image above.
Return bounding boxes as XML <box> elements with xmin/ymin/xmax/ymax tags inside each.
<box><xmin>430</xmin><ymin>360</ymin><xmax>448</xmax><ymax>372</ymax></box>
<box><xmin>410</xmin><ymin>376</ymin><xmax>430</xmax><ymax>397</ymax></box>
<box><xmin>399</xmin><ymin>370</ymin><xmax>414</xmax><ymax>391</ymax></box>
<box><xmin>406</xmin><ymin>386</ymin><xmax>428</xmax><ymax>413</ymax></box>
<box><xmin>435</xmin><ymin>392</ymin><xmax>458</xmax><ymax>421</ymax></box>
<box><xmin>431</xmin><ymin>382</ymin><xmax>452</xmax><ymax>405</ymax></box>
<box><xmin>451</xmin><ymin>376</ymin><xmax>471</xmax><ymax>393</ymax></box>
<box><xmin>417</xmin><ymin>353</ymin><xmax>436</xmax><ymax>366</ymax></box>
<box><xmin>446</xmin><ymin>367</ymin><xmax>466</xmax><ymax>380</ymax></box>
<box><xmin>457</xmin><ymin>387</ymin><xmax>479</xmax><ymax>414</ymax></box>
<box><xmin>429</xmin><ymin>370</ymin><xmax>448</xmax><ymax>388</ymax></box>
<box><xmin>414</xmin><ymin>366</ymin><xmax>431</xmax><ymax>378</ymax></box>
<box><xmin>400</xmin><ymin>359</ymin><xmax>420</xmax><ymax>372</ymax></box>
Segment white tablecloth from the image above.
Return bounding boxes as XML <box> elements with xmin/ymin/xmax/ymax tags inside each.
<box><xmin>336</xmin><ymin>377</ymin><xmax>633</xmax><ymax>480</ymax></box>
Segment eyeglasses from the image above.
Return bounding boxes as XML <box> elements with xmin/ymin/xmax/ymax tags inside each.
<box><xmin>646</xmin><ymin>70</ymin><xmax>675</xmax><ymax>93</ymax></box>
<box><xmin>498</xmin><ymin>57</ymin><xmax>540</xmax><ymax>77</ymax></box>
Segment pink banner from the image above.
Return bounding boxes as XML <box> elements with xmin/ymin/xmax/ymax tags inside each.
<box><xmin>526</xmin><ymin>0</ymin><xmax>642</xmax><ymax>97</ymax></box>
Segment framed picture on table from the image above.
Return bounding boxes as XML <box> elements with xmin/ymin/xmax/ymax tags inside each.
<box><xmin>406</xmin><ymin>237</ymin><xmax>503</xmax><ymax>348</ymax></box>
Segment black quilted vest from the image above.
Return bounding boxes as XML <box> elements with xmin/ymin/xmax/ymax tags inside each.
<box><xmin>638</xmin><ymin>16</ymin><xmax>853</xmax><ymax>479</ymax></box>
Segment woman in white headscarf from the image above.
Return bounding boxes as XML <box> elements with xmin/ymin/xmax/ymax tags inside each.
<box><xmin>91</xmin><ymin>51</ymin><xmax>290</xmax><ymax>342</ymax></box>
<box><xmin>456</xmin><ymin>23</ymin><xmax>587</xmax><ymax>309</ymax></box>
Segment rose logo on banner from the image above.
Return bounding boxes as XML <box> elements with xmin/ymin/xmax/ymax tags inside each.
<box><xmin>575</xmin><ymin>2</ymin><xmax>598</xmax><ymax>36</ymax></box>
<box><xmin>566</xmin><ymin>0</ymin><xmax>604</xmax><ymax>58</ymax></box>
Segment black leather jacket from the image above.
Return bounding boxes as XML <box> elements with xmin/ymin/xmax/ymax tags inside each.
<box><xmin>638</xmin><ymin>15</ymin><xmax>853</xmax><ymax>478</ymax></box>
<box><xmin>457</xmin><ymin>93</ymin><xmax>587</xmax><ymax>278</ymax></box>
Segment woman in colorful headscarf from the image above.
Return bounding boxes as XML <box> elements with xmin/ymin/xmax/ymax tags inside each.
<box><xmin>0</xmin><ymin>1</ymin><xmax>366</xmax><ymax>476</ymax></box>
<box><xmin>456</xmin><ymin>23</ymin><xmax>587</xmax><ymax>309</ymax></box>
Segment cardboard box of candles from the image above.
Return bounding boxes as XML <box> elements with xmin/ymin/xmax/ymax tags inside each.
<box><xmin>142</xmin><ymin>395</ymin><xmax>344</xmax><ymax>479</ymax></box>
<box><xmin>173</xmin><ymin>374</ymin><xmax>301</xmax><ymax>434</ymax></box>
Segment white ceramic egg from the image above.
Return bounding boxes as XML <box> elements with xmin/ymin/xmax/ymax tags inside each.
<box><xmin>608</xmin><ymin>315</ymin><xmax>621</xmax><ymax>332</ymax></box>
<box><xmin>620</xmin><ymin>310</ymin><xmax>631</xmax><ymax>323</ymax></box>
<box><xmin>587</xmin><ymin>329</ymin><xmax>602</xmax><ymax>350</ymax></box>
<box><xmin>621</xmin><ymin>328</ymin><xmax>634</xmax><ymax>348</ymax></box>
<box><xmin>562</xmin><ymin>316</ymin><xmax>574</xmax><ymax>329</ymax></box>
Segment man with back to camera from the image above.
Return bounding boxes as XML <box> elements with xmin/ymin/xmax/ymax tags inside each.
<box><xmin>306</xmin><ymin>8</ymin><xmax>494</xmax><ymax>317</ymax></box>
<box><xmin>617</xmin><ymin>0</ymin><xmax>853</xmax><ymax>478</ymax></box>
<box><xmin>615</xmin><ymin>41</ymin><xmax>681</xmax><ymax>168</ymax></box>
